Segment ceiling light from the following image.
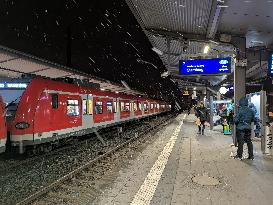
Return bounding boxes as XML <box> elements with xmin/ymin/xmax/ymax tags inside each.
<box><xmin>100</xmin><ymin>88</ymin><xmax>105</xmax><ymax>91</ymax></box>
<box><xmin>219</xmin><ymin>87</ymin><xmax>227</xmax><ymax>94</ymax></box>
<box><xmin>218</xmin><ymin>5</ymin><xmax>229</xmax><ymax>7</ymax></box>
<box><xmin>203</xmin><ymin>45</ymin><xmax>210</xmax><ymax>54</ymax></box>
<box><xmin>152</xmin><ymin>47</ymin><xmax>163</xmax><ymax>55</ymax></box>
<box><xmin>179</xmin><ymin>4</ymin><xmax>186</xmax><ymax>7</ymax></box>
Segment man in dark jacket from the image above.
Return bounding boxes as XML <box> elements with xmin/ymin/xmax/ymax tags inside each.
<box><xmin>234</xmin><ymin>97</ymin><xmax>257</xmax><ymax>160</ymax></box>
<box><xmin>195</xmin><ymin>101</ymin><xmax>209</xmax><ymax>135</ymax></box>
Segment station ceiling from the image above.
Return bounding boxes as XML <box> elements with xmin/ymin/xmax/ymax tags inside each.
<box><xmin>0</xmin><ymin>0</ymin><xmax>271</xmax><ymax>105</ymax></box>
<box><xmin>126</xmin><ymin>0</ymin><xmax>273</xmax><ymax>88</ymax></box>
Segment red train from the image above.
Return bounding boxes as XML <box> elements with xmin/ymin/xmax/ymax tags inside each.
<box><xmin>0</xmin><ymin>78</ymin><xmax>171</xmax><ymax>154</ymax></box>
<box><xmin>0</xmin><ymin>96</ymin><xmax>7</xmax><ymax>153</ymax></box>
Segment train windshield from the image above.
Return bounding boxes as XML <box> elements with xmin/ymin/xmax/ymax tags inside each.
<box><xmin>0</xmin><ymin>83</ymin><xmax>28</xmax><ymax>121</ymax></box>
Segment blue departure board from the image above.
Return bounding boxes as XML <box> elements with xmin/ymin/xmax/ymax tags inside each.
<box><xmin>269</xmin><ymin>53</ymin><xmax>273</xmax><ymax>75</ymax></box>
<box><xmin>179</xmin><ymin>57</ymin><xmax>231</xmax><ymax>75</ymax></box>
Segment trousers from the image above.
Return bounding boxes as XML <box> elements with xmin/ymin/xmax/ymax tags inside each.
<box><xmin>198</xmin><ymin>120</ymin><xmax>205</xmax><ymax>134</ymax></box>
<box><xmin>236</xmin><ymin>129</ymin><xmax>253</xmax><ymax>158</ymax></box>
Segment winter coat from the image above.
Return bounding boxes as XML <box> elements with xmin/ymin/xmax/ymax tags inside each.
<box><xmin>234</xmin><ymin>97</ymin><xmax>256</xmax><ymax>130</ymax></box>
<box><xmin>196</xmin><ymin>106</ymin><xmax>209</xmax><ymax>122</ymax></box>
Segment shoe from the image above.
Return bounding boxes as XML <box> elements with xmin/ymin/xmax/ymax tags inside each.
<box><xmin>247</xmin><ymin>156</ymin><xmax>254</xmax><ymax>160</ymax></box>
<box><xmin>234</xmin><ymin>155</ymin><xmax>242</xmax><ymax>160</ymax></box>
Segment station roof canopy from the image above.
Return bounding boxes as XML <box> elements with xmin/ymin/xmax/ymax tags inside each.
<box><xmin>125</xmin><ymin>0</ymin><xmax>273</xmax><ymax>85</ymax></box>
<box><xmin>0</xmin><ymin>45</ymin><xmax>142</xmax><ymax>96</ymax></box>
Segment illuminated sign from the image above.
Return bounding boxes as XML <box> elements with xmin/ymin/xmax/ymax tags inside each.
<box><xmin>179</xmin><ymin>57</ymin><xmax>231</xmax><ymax>75</ymax></box>
<box><xmin>0</xmin><ymin>83</ymin><xmax>28</xmax><ymax>89</ymax></box>
<box><xmin>269</xmin><ymin>53</ymin><xmax>273</xmax><ymax>75</ymax></box>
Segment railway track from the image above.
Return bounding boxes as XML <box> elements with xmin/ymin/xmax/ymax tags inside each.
<box><xmin>0</xmin><ymin>113</ymin><xmax>175</xmax><ymax>205</ymax></box>
<box><xmin>15</xmin><ymin>114</ymin><xmax>174</xmax><ymax>205</ymax></box>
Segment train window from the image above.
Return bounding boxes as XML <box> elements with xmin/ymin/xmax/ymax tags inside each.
<box><xmin>107</xmin><ymin>101</ymin><xmax>113</xmax><ymax>113</ymax></box>
<box><xmin>120</xmin><ymin>102</ymin><xmax>125</xmax><ymax>111</ymax></box>
<box><xmin>144</xmin><ymin>103</ymin><xmax>148</xmax><ymax>112</ymax></box>
<box><xmin>125</xmin><ymin>102</ymin><xmax>130</xmax><ymax>112</ymax></box>
<box><xmin>151</xmin><ymin>103</ymin><xmax>154</xmax><ymax>109</ymax></box>
<box><xmin>82</xmin><ymin>99</ymin><xmax>87</xmax><ymax>115</ymax></box>
<box><xmin>52</xmin><ymin>94</ymin><xmax>58</xmax><ymax>109</ymax></box>
<box><xmin>88</xmin><ymin>99</ymin><xmax>93</xmax><ymax>115</ymax></box>
<box><xmin>157</xmin><ymin>104</ymin><xmax>159</xmax><ymax>109</ymax></box>
<box><xmin>95</xmin><ymin>101</ymin><xmax>103</xmax><ymax>114</ymax></box>
<box><xmin>133</xmin><ymin>102</ymin><xmax>137</xmax><ymax>111</ymax></box>
<box><xmin>67</xmin><ymin>100</ymin><xmax>80</xmax><ymax>116</ymax></box>
<box><xmin>138</xmin><ymin>103</ymin><xmax>142</xmax><ymax>111</ymax></box>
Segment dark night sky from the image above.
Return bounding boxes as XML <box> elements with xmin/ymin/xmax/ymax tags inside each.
<box><xmin>0</xmin><ymin>0</ymin><xmax>184</xmax><ymax>106</ymax></box>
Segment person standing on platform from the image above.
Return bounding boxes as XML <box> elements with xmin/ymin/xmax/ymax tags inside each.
<box><xmin>249</xmin><ymin>102</ymin><xmax>261</xmax><ymax>138</ymax></box>
<box><xmin>234</xmin><ymin>97</ymin><xmax>257</xmax><ymax>160</ymax></box>
<box><xmin>195</xmin><ymin>101</ymin><xmax>209</xmax><ymax>135</ymax></box>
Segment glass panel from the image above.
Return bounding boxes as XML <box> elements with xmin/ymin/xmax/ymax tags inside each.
<box><xmin>95</xmin><ymin>101</ymin><xmax>103</xmax><ymax>114</ymax></box>
<box><xmin>67</xmin><ymin>100</ymin><xmax>79</xmax><ymax>116</ymax></box>
<box><xmin>125</xmin><ymin>102</ymin><xmax>130</xmax><ymax>112</ymax></box>
<box><xmin>88</xmin><ymin>99</ymin><xmax>93</xmax><ymax>114</ymax></box>
<box><xmin>52</xmin><ymin>94</ymin><xmax>58</xmax><ymax>109</ymax></box>
<box><xmin>82</xmin><ymin>99</ymin><xmax>87</xmax><ymax>115</ymax></box>
<box><xmin>133</xmin><ymin>102</ymin><xmax>137</xmax><ymax>111</ymax></box>
<box><xmin>120</xmin><ymin>102</ymin><xmax>125</xmax><ymax>111</ymax></box>
<box><xmin>107</xmin><ymin>101</ymin><xmax>113</xmax><ymax>113</ymax></box>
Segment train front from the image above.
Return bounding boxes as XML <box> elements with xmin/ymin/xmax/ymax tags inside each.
<box><xmin>0</xmin><ymin>79</ymin><xmax>30</xmax><ymax>153</ymax></box>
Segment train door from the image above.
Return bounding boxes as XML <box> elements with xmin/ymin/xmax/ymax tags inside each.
<box><xmin>113</xmin><ymin>98</ymin><xmax>120</xmax><ymax>122</ymax></box>
<box><xmin>130</xmin><ymin>101</ymin><xmax>135</xmax><ymax>118</ymax></box>
<box><xmin>81</xmin><ymin>94</ymin><xmax>94</xmax><ymax>129</ymax></box>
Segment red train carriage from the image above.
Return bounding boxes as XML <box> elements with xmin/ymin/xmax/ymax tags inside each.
<box><xmin>1</xmin><ymin>78</ymin><xmax>171</xmax><ymax>154</ymax></box>
<box><xmin>0</xmin><ymin>96</ymin><xmax>7</xmax><ymax>153</ymax></box>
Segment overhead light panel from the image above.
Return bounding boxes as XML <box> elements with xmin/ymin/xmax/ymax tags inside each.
<box><xmin>152</xmin><ymin>47</ymin><xmax>163</xmax><ymax>55</ymax></box>
<box><xmin>203</xmin><ymin>45</ymin><xmax>210</xmax><ymax>54</ymax></box>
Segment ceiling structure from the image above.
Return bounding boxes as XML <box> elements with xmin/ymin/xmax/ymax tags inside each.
<box><xmin>0</xmin><ymin>45</ymin><xmax>143</xmax><ymax>96</ymax></box>
<box><xmin>126</xmin><ymin>0</ymin><xmax>273</xmax><ymax>89</ymax></box>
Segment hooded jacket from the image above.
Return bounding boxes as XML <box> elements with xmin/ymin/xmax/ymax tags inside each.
<box><xmin>195</xmin><ymin>106</ymin><xmax>209</xmax><ymax>122</ymax></box>
<box><xmin>234</xmin><ymin>97</ymin><xmax>256</xmax><ymax>130</ymax></box>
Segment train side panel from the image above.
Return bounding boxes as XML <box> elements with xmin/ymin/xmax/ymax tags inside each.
<box><xmin>0</xmin><ymin>96</ymin><xmax>7</xmax><ymax>153</ymax></box>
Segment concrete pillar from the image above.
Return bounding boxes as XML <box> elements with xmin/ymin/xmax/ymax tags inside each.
<box><xmin>232</xmin><ymin>36</ymin><xmax>247</xmax><ymax>146</ymax></box>
<box><xmin>233</xmin><ymin>66</ymin><xmax>246</xmax><ymax>145</ymax></box>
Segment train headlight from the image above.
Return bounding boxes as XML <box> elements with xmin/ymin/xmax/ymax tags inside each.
<box><xmin>15</xmin><ymin>122</ymin><xmax>30</xmax><ymax>129</ymax></box>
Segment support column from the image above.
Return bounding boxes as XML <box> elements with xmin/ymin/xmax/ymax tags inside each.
<box><xmin>232</xmin><ymin>36</ymin><xmax>247</xmax><ymax>146</ymax></box>
<box><xmin>234</xmin><ymin>66</ymin><xmax>246</xmax><ymax>145</ymax></box>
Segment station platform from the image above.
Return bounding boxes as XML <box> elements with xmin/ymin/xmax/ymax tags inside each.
<box><xmin>93</xmin><ymin>114</ymin><xmax>273</xmax><ymax>205</ymax></box>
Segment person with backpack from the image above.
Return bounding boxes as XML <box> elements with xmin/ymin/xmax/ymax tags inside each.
<box><xmin>195</xmin><ymin>101</ymin><xmax>209</xmax><ymax>135</ymax></box>
<box><xmin>233</xmin><ymin>97</ymin><xmax>257</xmax><ymax>160</ymax></box>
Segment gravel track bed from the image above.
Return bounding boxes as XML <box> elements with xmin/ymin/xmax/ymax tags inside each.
<box><xmin>0</xmin><ymin>114</ymin><xmax>172</xmax><ymax>205</ymax></box>
<box><xmin>31</xmin><ymin>115</ymin><xmax>174</xmax><ymax>205</ymax></box>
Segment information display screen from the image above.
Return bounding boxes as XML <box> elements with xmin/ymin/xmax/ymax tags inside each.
<box><xmin>269</xmin><ymin>53</ymin><xmax>273</xmax><ymax>75</ymax></box>
<box><xmin>179</xmin><ymin>57</ymin><xmax>231</xmax><ymax>75</ymax></box>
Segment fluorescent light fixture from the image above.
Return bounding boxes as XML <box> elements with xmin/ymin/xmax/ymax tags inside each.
<box><xmin>121</xmin><ymin>80</ymin><xmax>131</xmax><ymax>90</ymax></box>
<box><xmin>161</xmin><ymin>71</ymin><xmax>169</xmax><ymax>78</ymax></box>
<box><xmin>219</xmin><ymin>87</ymin><xmax>227</xmax><ymax>94</ymax></box>
<box><xmin>203</xmin><ymin>45</ymin><xmax>210</xmax><ymax>54</ymax></box>
<box><xmin>152</xmin><ymin>47</ymin><xmax>163</xmax><ymax>55</ymax></box>
<box><xmin>209</xmin><ymin>40</ymin><xmax>220</xmax><ymax>45</ymax></box>
<box><xmin>218</xmin><ymin>5</ymin><xmax>229</xmax><ymax>7</ymax></box>
<box><xmin>100</xmin><ymin>88</ymin><xmax>105</xmax><ymax>91</ymax></box>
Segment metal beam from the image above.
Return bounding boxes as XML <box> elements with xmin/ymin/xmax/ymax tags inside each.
<box><xmin>206</xmin><ymin>0</ymin><xmax>224</xmax><ymax>39</ymax></box>
<box><xmin>145</xmin><ymin>28</ymin><xmax>207</xmax><ymax>42</ymax></box>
